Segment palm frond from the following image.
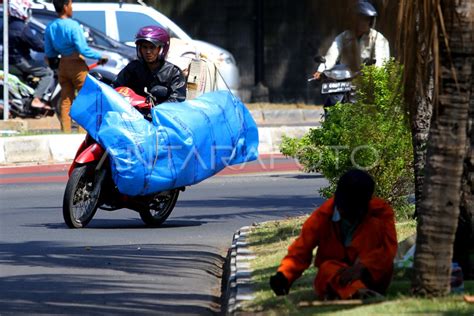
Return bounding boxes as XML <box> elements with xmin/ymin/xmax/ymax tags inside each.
<box><xmin>396</xmin><ymin>0</ymin><xmax>462</xmax><ymax>119</ymax></box>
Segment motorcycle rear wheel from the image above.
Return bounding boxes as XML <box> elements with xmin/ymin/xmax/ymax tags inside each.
<box><xmin>63</xmin><ymin>165</ymin><xmax>101</xmax><ymax>228</ymax></box>
<box><xmin>139</xmin><ymin>189</ymin><xmax>180</xmax><ymax>227</ymax></box>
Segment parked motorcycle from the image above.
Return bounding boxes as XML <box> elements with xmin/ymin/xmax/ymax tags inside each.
<box><xmin>63</xmin><ymin>85</ymin><xmax>184</xmax><ymax>228</ymax></box>
<box><xmin>0</xmin><ymin>70</ymin><xmax>59</xmax><ymax>118</ymax></box>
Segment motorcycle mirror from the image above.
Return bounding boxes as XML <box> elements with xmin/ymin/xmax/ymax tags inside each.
<box><xmin>90</xmin><ymin>72</ymin><xmax>103</xmax><ymax>82</ymax></box>
<box><xmin>150</xmin><ymin>85</ymin><xmax>169</xmax><ymax>99</ymax></box>
<box><xmin>314</xmin><ymin>55</ymin><xmax>326</xmax><ymax>64</ymax></box>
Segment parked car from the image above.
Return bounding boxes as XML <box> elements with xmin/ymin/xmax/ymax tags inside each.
<box><xmin>31</xmin><ymin>9</ymin><xmax>136</xmax><ymax>62</ymax></box>
<box><xmin>1</xmin><ymin>10</ymin><xmax>131</xmax><ymax>84</ymax></box>
<box><xmin>30</xmin><ymin>1</ymin><xmax>240</xmax><ymax>96</ymax></box>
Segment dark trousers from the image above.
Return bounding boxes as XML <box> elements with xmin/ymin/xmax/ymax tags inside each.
<box><xmin>10</xmin><ymin>58</ymin><xmax>54</xmax><ymax>100</ymax></box>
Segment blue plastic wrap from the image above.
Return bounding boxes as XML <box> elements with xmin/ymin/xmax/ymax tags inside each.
<box><xmin>70</xmin><ymin>75</ymin><xmax>259</xmax><ymax>196</ymax></box>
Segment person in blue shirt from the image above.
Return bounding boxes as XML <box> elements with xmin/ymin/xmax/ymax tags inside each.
<box><xmin>44</xmin><ymin>0</ymin><xmax>107</xmax><ymax>132</ymax></box>
<box><xmin>8</xmin><ymin>0</ymin><xmax>53</xmax><ymax>109</ymax></box>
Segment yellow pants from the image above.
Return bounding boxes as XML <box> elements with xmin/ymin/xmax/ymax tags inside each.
<box><xmin>58</xmin><ymin>55</ymin><xmax>88</xmax><ymax>133</ymax></box>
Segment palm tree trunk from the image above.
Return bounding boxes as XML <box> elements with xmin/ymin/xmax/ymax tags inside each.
<box><xmin>454</xmin><ymin>73</ymin><xmax>474</xmax><ymax>280</ymax></box>
<box><xmin>412</xmin><ymin>0</ymin><xmax>473</xmax><ymax>296</ymax></box>
<box><xmin>411</xmin><ymin>75</ymin><xmax>433</xmax><ymax>217</ymax></box>
<box><xmin>398</xmin><ymin>2</ymin><xmax>435</xmax><ymax>219</ymax></box>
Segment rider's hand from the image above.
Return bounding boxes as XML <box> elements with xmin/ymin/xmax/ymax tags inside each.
<box><xmin>313</xmin><ymin>71</ymin><xmax>322</xmax><ymax>80</ymax></box>
<box><xmin>98</xmin><ymin>56</ymin><xmax>109</xmax><ymax>66</ymax></box>
<box><xmin>270</xmin><ymin>271</ymin><xmax>290</xmax><ymax>296</ymax></box>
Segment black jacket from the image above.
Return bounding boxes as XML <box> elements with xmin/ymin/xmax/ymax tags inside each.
<box><xmin>9</xmin><ymin>17</ymin><xmax>44</xmax><ymax>64</ymax></box>
<box><xmin>113</xmin><ymin>59</ymin><xmax>186</xmax><ymax>102</ymax></box>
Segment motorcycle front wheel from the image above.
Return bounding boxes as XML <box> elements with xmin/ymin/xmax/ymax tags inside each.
<box><xmin>139</xmin><ymin>189</ymin><xmax>180</xmax><ymax>227</ymax></box>
<box><xmin>63</xmin><ymin>165</ymin><xmax>101</xmax><ymax>228</ymax></box>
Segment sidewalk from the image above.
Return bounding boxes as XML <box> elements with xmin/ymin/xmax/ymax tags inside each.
<box><xmin>0</xmin><ymin>107</ymin><xmax>323</xmax><ymax>165</ymax></box>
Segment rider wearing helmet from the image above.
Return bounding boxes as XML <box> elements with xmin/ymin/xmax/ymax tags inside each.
<box><xmin>113</xmin><ymin>25</ymin><xmax>186</xmax><ymax>102</ymax></box>
<box><xmin>8</xmin><ymin>0</ymin><xmax>54</xmax><ymax>109</ymax></box>
<box><xmin>313</xmin><ymin>0</ymin><xmax>390</xmax><ymax>80</ymax></box>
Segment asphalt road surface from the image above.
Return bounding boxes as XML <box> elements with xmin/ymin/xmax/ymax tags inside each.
<box><xmin>0</xmin><ymin>163</ymin><xmax>327</xmax><ymax>315</ymax></box>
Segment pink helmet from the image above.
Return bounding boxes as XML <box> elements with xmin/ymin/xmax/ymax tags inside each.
<box><xmin>9</xmin><ymin>0</ymin><xmax>32</xmax><ymax>21</ymax></box>
<box><xmin>135</xmin><ymin>25</ymin><xmax>170</xmax><ymax>61</ymax></box>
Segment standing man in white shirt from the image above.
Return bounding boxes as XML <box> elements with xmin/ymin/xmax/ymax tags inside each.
<box><xmin>313</xmin><ymin>1</ymin><xmax>390</xmax><ymax>80</ymax></box>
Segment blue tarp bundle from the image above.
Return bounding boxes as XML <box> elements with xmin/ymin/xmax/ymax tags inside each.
<box><xmin>70</xmin><ymin>75</ymin><xmax>259</xmax><ymax>196</ymax></box>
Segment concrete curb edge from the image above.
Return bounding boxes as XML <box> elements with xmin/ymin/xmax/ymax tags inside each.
<box><xmin>224</xmin><ymin>225</ymin><xmax>256</xmax><ymax>315</ymax></box>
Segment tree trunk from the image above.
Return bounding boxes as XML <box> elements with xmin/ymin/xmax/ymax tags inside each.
<box><xmin>412</xmin><ymin>0</ymin><xmax>473</xmax><ymax>296</ymax></box>
<box><xmin>411</xmin><ymin>75</ymin><xmax>433</xmax><ymax>217</ymax></box>
<box><xmin>454</xmin><ymin>65</ymin><xmax>474</xmax><ymax>280</ymax></box>
<box><xmin>404</xmin><ymin>5</ymin><xmax>435</xmax><ymax>219</ymax></box>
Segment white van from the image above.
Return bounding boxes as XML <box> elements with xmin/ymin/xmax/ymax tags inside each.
<box><xmin>32</xmin><ymin>1</ymin><xmax>240</xmax><ymax>96</ymax></box>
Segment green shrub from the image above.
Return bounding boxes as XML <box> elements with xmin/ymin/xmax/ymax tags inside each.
<box><xmin>281</xmin><ymin>60</ymin><xmax>414</xmax><ymax>217</ymax></box>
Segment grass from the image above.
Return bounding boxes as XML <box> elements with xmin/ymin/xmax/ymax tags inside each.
<box><xmin>242</xmin><ymin>216</ymin><xmax>474</xmax><ymax>315</ymax></box>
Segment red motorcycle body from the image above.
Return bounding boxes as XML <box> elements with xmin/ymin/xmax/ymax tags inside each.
<box><xmin>68</xmin><ymin>86</ymin><xmax>149</xmax><ymax>176</ymax></box>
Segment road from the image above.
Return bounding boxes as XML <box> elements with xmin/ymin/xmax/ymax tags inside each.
<box><xmin>0</xmin><ymin>159</ymin><xmax>327</xmax><ymax>315</ymax></box>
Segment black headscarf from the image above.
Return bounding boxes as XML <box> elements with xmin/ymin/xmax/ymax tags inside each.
<box><xmin>334</xmin><ymin>169</ymin><xmax>375</xmax><ymax>223</ymax></box>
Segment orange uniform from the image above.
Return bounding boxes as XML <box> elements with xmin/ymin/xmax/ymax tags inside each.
<box><xmin>277</xmin><ymin>197</ymin><xmax>397</xmax><ymax>299</ymax></box>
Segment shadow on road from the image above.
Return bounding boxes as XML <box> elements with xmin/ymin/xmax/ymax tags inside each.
<box><xmin>174</xmin><ymin>194</ymin><xmax>325</xmax><ymax>221</ymax></box>
<box><xmin>82</xmin><ymin>218</ymin><xmax>206</xmax><ymax>230</ymax></box>
<box><xmin>22</xmin><ymin>194</ymin><xmax>325</xmax><ymax>228</ymax></box>
<box><xmin>23</xmin><ymin>217</ymin><xmax>207</xmax><ymax>230</ymax></box>
<box><xmin>0</xmin><ymin>242</ymin><xmax>223</xmax><ymax>315</ymax></box>
<box><xmin>270</xmin><ymin>173</ymin><xmax>325</xmax><ymax>180</ymax></box>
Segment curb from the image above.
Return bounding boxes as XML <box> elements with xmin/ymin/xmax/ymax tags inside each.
<box><xmin>225</xmin><ymin>225</ymin><xmax>256</xmax><ymax>315</ymax></box>
<box><xmin>0</xmin><ymin>134</ymin><xmax>85</xmax><ymax>165</ymax></box>
<box><xmin>250</xmin><ymin>109</ymin><xmax>324</xmax><ymax>125</ymax></box>
<box><xmin>0</xmin><ymin>126</ymin><xmax>318</xmax><ymax>165</ymax></box>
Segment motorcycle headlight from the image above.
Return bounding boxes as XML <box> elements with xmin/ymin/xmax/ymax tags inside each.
<box><xmin>325</xmin><ymin>69</ymin><xmax>353</xmax><ymax>80</ymax></box>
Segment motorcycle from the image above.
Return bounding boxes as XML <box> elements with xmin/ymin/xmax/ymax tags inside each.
<box><xmin>308</xmin><ymin>56</ymin><xmax>356</xmax><ymax>109</ymax></box>
<box><xmin>0</xmin><ymin>69</ymin><xmax>59</xmax><ymax>118</ymax></box>
<box><xmin>62</xmin><ymin>84</ymin><xmax>184</xmax><ymax>228</ymax></box>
